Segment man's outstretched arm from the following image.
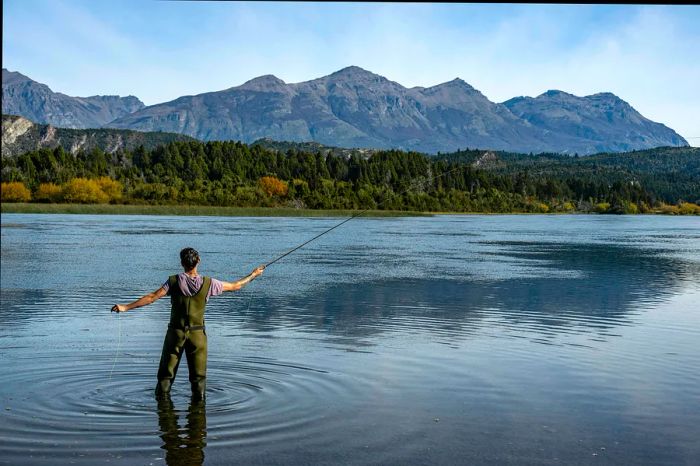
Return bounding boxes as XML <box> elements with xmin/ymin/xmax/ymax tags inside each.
<box><xmin>221</xmin><ymin>266</ymin><xmax>265</xmax><ymax>292</ymax></box>
<box><xmin>112</xmin><ymin>286</ymin><xmax>168</xmax><ymax>313</ymax></box>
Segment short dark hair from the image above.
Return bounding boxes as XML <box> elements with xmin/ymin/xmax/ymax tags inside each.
<box><xmin>180</xmin><ymin>248</ymin><xmax>200</xmax><ymax>270</ymax></box>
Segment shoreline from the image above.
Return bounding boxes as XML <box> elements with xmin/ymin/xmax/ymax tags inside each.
<box><xmin>0</xmin><ymin>203</ymin><xmax>430</xmax><ymax>218</ymax></box>
<box><xmin>1</xmin><ymin>203</ymin><xmax>696</xmax><ymax>217</ymax></box>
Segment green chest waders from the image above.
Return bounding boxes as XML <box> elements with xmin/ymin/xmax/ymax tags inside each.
<box><xmin>156</xmin><ymin>275</ymin><xmax>211</xmax><ymax>400</ymax></box>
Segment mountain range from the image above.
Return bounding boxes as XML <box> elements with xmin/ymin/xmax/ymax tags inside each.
<box><xmin>2</xmin><ymin>66</ymin><xmax>688</xmax><ymax>155</ymax></box>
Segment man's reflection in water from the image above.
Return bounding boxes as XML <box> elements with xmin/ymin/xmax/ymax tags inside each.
<box><xmin>157</xmin><ymin>394</ymin><xmax>207</xmax><ymax>466</ymax></box>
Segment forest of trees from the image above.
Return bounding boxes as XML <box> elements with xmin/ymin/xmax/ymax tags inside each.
<box><xmin>435</xmin><ymin>146</ymin><xmax>700</xmax><ymax>205</ymax></box>
<box><xmin>1</xmin><ymin>140</ymin><xmax>699</xmax><ymax>214</ymax></box>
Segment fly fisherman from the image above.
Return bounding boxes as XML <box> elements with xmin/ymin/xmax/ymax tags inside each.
<box><xmin>111</xmin><ymin>247</ymin><xmax>265</xmax><ymax>400</ymax></box>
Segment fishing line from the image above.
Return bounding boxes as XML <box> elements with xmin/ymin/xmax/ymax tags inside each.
<box><xmin>108</xmin><ymin>312</ymin><xmax>122</xmax><ymax>384</ymax></box>
<box><xmin>264</xmin><ymin>162</ymin><xmax>469</xmax><ymax>268</ymax></box>
<box><xmin>245</xmin><ymin>287</ymin><xmax>255</xmax><ymax>313</ymax></box>
<box><xmin>244</xmin><ymin>163</ymin><xmax>467</xmax><ymax>324</ymax></box>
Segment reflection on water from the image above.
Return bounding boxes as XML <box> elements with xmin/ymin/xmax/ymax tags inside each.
<box><xmin>216</xmin><ymin>240</ymin><xmax>699</xmax><ymax>346</ymax></box>
<box><xmin>157</xmin><ymin>395</ymin><xmax>206</xmax><ymax>466</ymax></box>
<box><xmin>1</xmin><ymin>214</ymin><xmax>699</xmax><ymax>465</ymax></box>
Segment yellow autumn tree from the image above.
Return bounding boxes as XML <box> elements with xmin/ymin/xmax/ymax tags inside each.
<box><xmin>95</xmin><ymin>177</ymin><xmax>123</xmax><ymax>202</ymax></box>
<box><xmin>678</xmin><ymin>202</ymin><xmax>700</xmax><ymax>215</ymax></box>
<box><xmin>258</xmin><ymin>176</ymin><xmax>288</xmax><ymax>197</ymax></box>
<box><xmin>34</xmin><ymin>183</ymin><xmax>64</xmax><ymax>203</ymax></box>
<box><xmin>1</xmin><ymin>181</ymin><xmax>32</xmax><ymax>202</ymax></box>
<box><xmin>595</xmin><ymin>202</ymin><xmax>610</xmax><ymax>213</ymax></box>
<box><xmin>62</xmin><ymin>178</ymin><xmax>109</xmax><ymax>204</ymax></box>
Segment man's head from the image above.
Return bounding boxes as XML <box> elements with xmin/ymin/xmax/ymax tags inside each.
<box><xmin>180</xmin><ymin>247</ymin><xmax>200</xmax><ymax>271</ymax></box>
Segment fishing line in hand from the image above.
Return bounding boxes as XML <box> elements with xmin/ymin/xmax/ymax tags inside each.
<box><xmin>108</xmin><ymin>312</ymin><xmax>122</xmax><ymax>384</ymax></box>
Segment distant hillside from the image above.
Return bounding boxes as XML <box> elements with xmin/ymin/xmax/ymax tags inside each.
<box><xmin>2</xmin><ymin>68</ymin><xmax>144</xmax><ymax>128</ymax></box>
<box><xmin>503</xmin><ymin>90</ymin><xmax>686</xmax><ymax>154</ymax></box>
<box><xmin>106</xmin><ymin>66</ymin><xmax>687</xmax><ymax>155</ymax></box>
<box><xmin>436</xmin><ymin>146</ymin><xmax>700</xmax><ymax>204</ymax></box>
<box><xmin>1</xmin><ymin>114</ymin><xmax>196</xmax><ymax>157</ymax></box>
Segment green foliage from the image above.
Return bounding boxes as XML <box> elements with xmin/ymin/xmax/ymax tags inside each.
<box><xmin>437</xmin><ymin>146</ymin><xmax>700</xmax><ymax>205</ymax></box>
<box><xmin>2</xmin><ymin>140</ymin><xmax>697</xmax><ymax>214</ymax></box>
<box><xmin>623</xmin><ymin>201</ymin><xmax>639</xmax><ymax>215</ymax></box>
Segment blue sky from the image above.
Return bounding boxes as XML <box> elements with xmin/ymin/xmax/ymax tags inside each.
<box><xmin>3</xmin><ymin>1</ymin><xmax>699</xmax><ymax>142</ymax></box>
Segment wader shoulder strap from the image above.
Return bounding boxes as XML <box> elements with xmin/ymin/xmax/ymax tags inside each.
<box><xmin>199</xmin><ymin>276</ymin><xmax>211</xmax><ymax>298</ymax></box>
<box><xmin>168</xmin><ymin>275</ymin><xmax>178</xmax><ymax>294</ymax></box>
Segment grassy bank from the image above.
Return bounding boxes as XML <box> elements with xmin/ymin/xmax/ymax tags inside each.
<box><xmin>0</xmin><ymin>203</ymin><xmax>430</xmax><ymax>217</ymax></box>
<box><xmin>3</xmin><ymin>203</ymin><xmax>697</xmax><ymax>217</ymax></box>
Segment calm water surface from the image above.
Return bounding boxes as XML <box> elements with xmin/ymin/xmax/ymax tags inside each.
<box><xmin>1</xmin><ymin>214</ymin><xmax>699</xmax><ymax>465</ymax></box>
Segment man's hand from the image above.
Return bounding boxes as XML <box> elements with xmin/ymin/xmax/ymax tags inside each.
<box><xmin>111</xmin><ymin>304</ymin><xmax>128</xmax><ymax>313</ymax></box>
<box><xmin>222</xmin><ymin>266</ymin><xmax>266</xmax><ymax>292</ymax></box>
<box><xmin>111</xmin><ymin>287</ymin><xmax>166</xmax><ymax>313</ymax></box>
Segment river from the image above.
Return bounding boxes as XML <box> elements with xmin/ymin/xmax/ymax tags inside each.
<box><xmin>1</xmin><ymin>213</ymin><xmax>699</xmax><ymax>465</ymax></box>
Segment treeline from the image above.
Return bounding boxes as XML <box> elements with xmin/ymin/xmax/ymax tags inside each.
<box><xmin>1</xmin><ymin>140</ymin><xmax>698</xmax><ymax>214</ymax></box>
<box><xmin>436</xmin><ymin>146</ymin><xmax>700</xmax><ymax>204</ymax></box>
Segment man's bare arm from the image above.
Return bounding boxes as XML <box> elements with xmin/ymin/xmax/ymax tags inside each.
<box><xmin>112</xmin><ymin>286</ymin><xmax>168</xmax><ymax>313</ymax></box>
<box><xmin>222</xmin><ymin>266</ymin><xmax>265</xmax><ymax>292</ymax></box>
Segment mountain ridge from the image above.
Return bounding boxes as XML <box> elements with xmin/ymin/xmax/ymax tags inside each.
<box><xmin>2</xmin><ymin>68</ymin><xmax>144</xmax><ymax>129</ymax></box>
<box><xmin>105</xmin><ymin>66</ymin><xmax>688</xmax><ymax>154</ymax></box>
<box><xmin>2</xmin><ymin>66</ymin><xmax>688</xmax><ymax>155</ymax></box>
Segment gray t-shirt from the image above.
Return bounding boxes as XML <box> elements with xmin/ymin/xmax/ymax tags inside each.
<box><xmin>162</xmin><ymin>273</ymin><xmax>224</xmax><ymax>302</ymax></box>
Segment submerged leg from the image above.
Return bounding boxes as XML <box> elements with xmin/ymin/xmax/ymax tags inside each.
<box><xmin>185</xmin><ymin>330</ymin><xmax>208</xmax><ymax>400</ymax></box>
<box><xmin>156</xmin><ymin>328</ymin><xmax>186</xmax><ymax>397</ymax></box>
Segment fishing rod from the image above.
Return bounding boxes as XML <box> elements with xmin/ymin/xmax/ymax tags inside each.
<box><xmin>262</xmin><ymin>161</ymin><xmax>469</xmax><ymax>269</ymax></box>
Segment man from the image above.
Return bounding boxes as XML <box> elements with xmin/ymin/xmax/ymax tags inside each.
<box><xmin>111</xmin><ymin>247</ymin><xmax>265</xmax><ymax>400</ymax></box>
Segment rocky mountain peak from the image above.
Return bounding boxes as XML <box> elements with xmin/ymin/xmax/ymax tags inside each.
<box><xmin>448</xmin><ymin>77</ymin><xmax>472</xmax><ymax>87</ymax></box>
<box><xmin>327</xmin><ymin>66</ymin><xmax>388</xmax><ymax>84</ymax></box>
<box><xmin>425</xmin><ymin>77</ymin><xmax>478</xmax><ymax>92</ymax></box>
<box><xmin>239</xmin><ymin>74</ymin><xmax>287</xmax><ymax>91</ymax></box>
<box><xmin>588</xmin><ymin>92</ymin><xmax>619</xmax><ymax>100</ymax></box>
<box><xmin>539</xmin><ymin>90</ymin><xmax>576</xmax><ymax>100</ymax></box>
<box><xmin>418</xmin><ymin>78</ymin><xmax>485</xmax><ymax>105</ymax></box>
<box><xmin>2</xmin><ymin>68</ymin><xmax>34</xmax><ymax>85</ymax></box>
<box><xmin>332</xmin><ymin>65</ymin><xmax>375</xmax><ymax>76</ymax></box>
<box><xmin>2</xmin><ymin>69</ymin><xmax>145</xmax><ymax>128</ymax></box>
<box><xmin>585</xmin><ymin>92</ymin><xmax>629</xmax><ymax>107</ymax></box>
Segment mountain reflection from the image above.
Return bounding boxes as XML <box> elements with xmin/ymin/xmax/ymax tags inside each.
<box><xmin>1</xmin><ymin>240</ymin><xmax>698</xmax><ymax>343</ymax></box>
<box><xmin>234</xmin><ymin>242</ymin><xmax>699</xmax><ymax>343</ymax></box>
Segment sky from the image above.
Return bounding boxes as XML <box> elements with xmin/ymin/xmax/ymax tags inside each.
<box><xmin>3</xmin><ymin>1</ymin><xmax>699</xmax><ymax>143</ymax></box>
